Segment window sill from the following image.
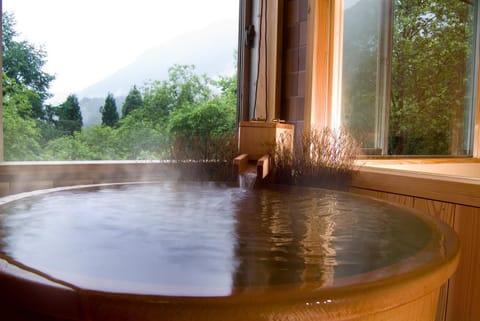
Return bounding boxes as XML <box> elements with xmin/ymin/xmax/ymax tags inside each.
<box><xmin>352</xmin><ymin>158</ymin><xmax>480</xmax><ymax>207</ymax></box>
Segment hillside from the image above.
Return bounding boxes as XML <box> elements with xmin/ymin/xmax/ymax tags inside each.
<box><xmin>78</xmin><ymin>20</ymin><xmax>238</xmax><ymax>126</ymax></box>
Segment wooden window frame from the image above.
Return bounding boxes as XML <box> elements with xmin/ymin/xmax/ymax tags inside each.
<box><xmin>305</xmin><ymin>0</ymin><xmax>480</xmax><ymax>158</ymax></box>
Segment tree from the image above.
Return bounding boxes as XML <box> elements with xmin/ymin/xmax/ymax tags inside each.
<box><xmin>43</xmin><ymin>134</ymin><xmax>95</xmax><ymax>160</ymax></box>
<box><xmin>73</xmin><ymin>125</ymin><xmax>120</xmax><ymax>160</ymax></box>
<box><xmin>2</xmin><ymin>72</ymin><xmax>42</xmax><ymax>160</ymax></box>
<box><xmin>121</xmin><ymin>85</ymin><xmax>143</xmax><ymax>118</ymax></box>
<box><xmin>142</xmin><ymin>64</ymin><xmax>213</xmax><ymax>124</ymax></box>
<box><xmin>116</xmin><ymin>112</ymin><xmax>167</xmax><ymax>159</ymax></box>
<box><xmin>2</xmin><ymin>12</ymin><xmax>54</xmax><ymax>119</ymax></box>
<box><xmin>168</xmin><ymin>73</ymin><xmax>237</xmax><ymax>159</ymax></box>
<box><xmin>56</xmin><ymin>94</ymin><xmax>83</xmax><ymax>135</ymax></box>
<box><xmin>100</xmin><ymin>93</ymin><xmax>119</xmax><ymax>127</ymax></box>
<box><xmin>342</xmin><ymin>0</ymin><xmax>475</xmax><ymax>155</ymax></box>
<box><xmin>342</xmin><ymin>0</ymin><xmax>380</xmax><ymax>148</ymax></box>
<box><xmin>388</xmin><ymin>0</ymin><xmax>474</xmax><ymax>155</ymax></box>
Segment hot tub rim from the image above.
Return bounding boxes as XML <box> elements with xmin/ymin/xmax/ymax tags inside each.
<box><xmin>0</xmin><ymin>181</ymin><xmax>460</xmax><ymax>320</ymax></box>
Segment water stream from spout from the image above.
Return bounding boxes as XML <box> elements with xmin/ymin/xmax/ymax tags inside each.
<box><xmin>238</xmin><ymin>171</ymin><xmax>257</xmax><ymax>189</ymax></box>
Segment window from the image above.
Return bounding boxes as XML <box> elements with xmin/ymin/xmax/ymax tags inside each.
<box><xmin>1</xmin><ymin>1</ymin><xmax>239</xmax><ymax>161</ymax></box>
<box><xmin>342</xmin><ymin>0</ymin><xmax>479</xmax><ymax>156</ymax></box>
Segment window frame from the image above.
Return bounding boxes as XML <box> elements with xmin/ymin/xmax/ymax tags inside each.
<box><xmin>305</xmin><ymin>0</ymin><xmax>480</xmax><ymax>158</ymax></box>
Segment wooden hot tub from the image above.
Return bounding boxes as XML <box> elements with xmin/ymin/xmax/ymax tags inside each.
<box><xmin>0</xmin><ymin>182</ymin><xmax>459</xmax><ymax>321</ymax></box>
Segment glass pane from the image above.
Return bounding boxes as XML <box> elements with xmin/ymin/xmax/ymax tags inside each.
<box><xmin>389</xmin><ymin>0</ymin><xmax>477</xmax><ymax>155</ymax></box>
<box><xmin>342</xmin><ymin>0</ymin><xmax>477</xmax><ymax>156</ymax></box>
<box><xmin>342</xmin><ymin>0</ymin><xmax>385</xmax><ymax>152</ymax></box>
<box><xmin>2</xmin><ymin>1</ymin><xmax>239</xmax><ymax>161</ymax></box>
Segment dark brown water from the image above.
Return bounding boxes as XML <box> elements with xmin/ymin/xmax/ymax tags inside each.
<box><xmin>0</xmin><ymin>182</ymin><xmax>432</xmax><ymax>297</ymax></box>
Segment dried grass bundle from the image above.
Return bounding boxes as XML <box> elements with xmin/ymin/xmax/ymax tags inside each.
<box><xmin>170</xmin><ymin>131</ymin><xmax>238</xmax><ymax>181</ymax></box>
<box><xmin>273</xmin><ymin>127</ymin><xmax>361</xmax><ymax>190</ymax></box>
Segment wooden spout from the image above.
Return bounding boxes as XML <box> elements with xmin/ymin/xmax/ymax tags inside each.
<box><xmin>257</xmin><ymin>154</ymin><xmax>271</xmax><ymax>179</ymax></box>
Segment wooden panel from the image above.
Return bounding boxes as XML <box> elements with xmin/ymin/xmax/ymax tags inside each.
<box><xmin>254</xmin><ymin>0</ymin><xmax>283</xmax><ymax>121</ymax></box>
<box><xmin>349</xmin><ymin>188</ymin><xmax>414</xmax><ymax>208</ymax></box>
<box><xmin>304</xmin><ymin>0</ymin><xmax>330</xmax><ymax>130</ymax></box>
<box><xmin>349</xmin><ymin>187</ymin><xmax>379</xmax><ymax>199</ymax></box>
<box><xmin>349</xmin><ymin>190</ymin><xmax>461</xmax><ymax>321</ymax></box>
<box><xmin>434</xmin><ymin>283</ymin><xmax>449</xmax><ymax>321</ymax></box>
<box><xmin>413</xmin><ymin>198</ymin><xmax>456</xmax><ymax>321</ymax></box>
<box><xmin>0</xmin><ymin>183</ymin><xmax>10</xmax><ymax>197</ymax></box>
<box><xmin>446</xmin><ymin>205</ymin><xmax>480</xmax><ymax>321</ymax></box>
<box><xmin>365</xmin><ymin>290</ymin><xmax>440</xmax><ymax>321</ymax></box>
<box><xmin>413</xmin><ymin>198</ymin><xmax>455</xmax><ymax>226</ymax></box>
<box><xmin>10</xmin><ymin>181</ymin><xmax>54</xmax><ymax>195</ymax></box>
<box><xmin>239</xmin><ymin>121</ymin><xmax>294</xmax><ymax>160</ymax></box>
<box><xmin>377</xmin><ymin>192</ymin><xmax>414</xmax><ymax>208</ymax></box>
<box><xmin>352</xmin><ymin>167</ymin><xmax>480</xmax><ymax>207</ymax></box>
<box><xmin>474</xmin><ymin>48</ymin><xmax>480</xmax><ymax>157</ymax></box>
<box><xmin>361</xmin><ymin>162</ymin><xmax>480</xmax><ymax>179</ymax></box>
<box><xmin>54</xmin><ymin>179</ymin><xmax>96</xmax><ymax>188</ymax></box>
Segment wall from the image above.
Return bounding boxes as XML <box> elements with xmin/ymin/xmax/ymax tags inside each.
<box><xmin>281</xmin><ymin>0</ymin><xmax>308</xmax><ymax>136</ymax></box>
<box><xmin>0</xmin><ymin>161</ymin><xmax>234</xmax><ymax>197</ymax></box>
<box><xmin>351</xmin><ymin>163</ymin><xmax>480</xmax><ymax>321</ymax></box>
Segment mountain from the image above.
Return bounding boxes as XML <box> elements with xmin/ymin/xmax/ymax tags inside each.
<box><xmin>78</xmin><ymin>19</ymin><xmax>238</xmax><ymax>100</ymax></box>
<box><xmin>79</xmin><ymin>96</ymin><xmax>125</xmax><ymax>128</ymax></box>
<box><xmin>77</xmin><ymin>19</ymin><xmax>237</xmax><ymax>127</ymax></box>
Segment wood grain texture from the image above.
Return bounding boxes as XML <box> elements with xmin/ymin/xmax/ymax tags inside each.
<box><xmin>254</xmin><ymin>0</ymin><xmax>283</xmax><ymax>121</ymax></box>
<box><xmin>349</xmin><ymin>187</ymin><xmax>414</xmax><ymax>208</ymax></box>
<box><xmin>474</xmin><ymin>51</ymin><xmax>480</xmax><ymax>157</ymax></box>
<box><xmin>446</xmin><ymin>205</ymin><xmax>480</xmax><ymax>321</ymax></box>
<box><xmin>304</xmin><ymin>0</ymin><xmax>331</xmax><ymax>130</ymax></box>
<box><xmin>0</xmin><ymin>161</ymin><xmax>234</xmax><ymax>197</ymax></box>
<box><xmin>350</xmin><ymin>183</ymin><xmax>480</xmax><ymax>321</ymax></box>
<box><xmin>413</xmin><ymin>199</ymin><xmax>456</xmax><ymax>321</ymax></box>
<box><xmin>413</xmin><ymin>198</ymin><xmax>455</xmax><ymax>226</ymax></box>
<box><xmin>238</xmin><ymin>121</ymin><xmax>294</xmax><ymax>160</ymax></box>
<box><xmin>351</xmin><ymin>166</ymin><xmax>480</xmax><ymax>207</ymax></box>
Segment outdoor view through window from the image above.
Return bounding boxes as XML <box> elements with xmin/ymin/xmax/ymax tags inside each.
<box><xmin>4</xmin><ymin>1</ymin><xmax>479</xmax><ymax>159</ymax></box>
<box><xmin>2</xmin><ymin>1</ymin><xmax>239</xmax><ymax>161</ymax></box>
<box><xmin>342</xmin><ymin>0</ymin><xmax>478</xmax><ymax>156</ymax></box>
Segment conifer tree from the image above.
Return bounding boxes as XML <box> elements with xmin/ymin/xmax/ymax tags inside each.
<box><xmin>56</xmin><ymin>94</ymin><xmax>83</xmax><ymax>135</ymax></box>
<box><xmin>100</xmin><ymin>93</ymin><xmax>119</xmax><ymax>127</ymax></box>
<box><xmin>121</xmin><ymin>85</ymin><xmax>143</xmax><ymax>118</ymax></box>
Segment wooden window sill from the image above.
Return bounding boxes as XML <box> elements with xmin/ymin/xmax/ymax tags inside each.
<box><xmin>352</xmin><ymin>158</ymin><xmax>480</xmax><ymax>207</ymax></box>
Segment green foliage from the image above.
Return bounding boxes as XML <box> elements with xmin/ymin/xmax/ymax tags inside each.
<box><xmin>2</xmin><ymin>12</ymin><xmax>54</xmax><ymax>119</ymax></box>
<box><xmin>72</xmin><ymin>125</ymin><xmax>120</xmax><ymax>160</ymax></box>
<box><xmin>142</xmin><ymin>64</ymin><xmax>213</xmax><ymax>123</ymax></box>
<box><xmin>2</xmin><ymin>13</ymin><xmax>237</xmax><ymax>161</ymax></box>
<box><xmin>388</xmin><ymin>0</ymin><xmax>474</xmax><ymax>155</ymax></box>
<box><xmin>56</xmin><ymin>94</ymin><xmax>84</xmax><ymax>135</ymax></box>
<box><xmin>2</xmin><ymin>19</ymin><xmax>237</xmax><ymax>162</ymax></box>
<box><xmin>168</xmin><ymin>73</ymin><xmax>236</xmax><ymax>160</ymax></box>
<box><xmin>2</xmin><ymin>72</ymin><xmax>42</xmax><ymax>160</ymax></box>
<box><xmin>40</xmin><ymin>65</ymin><xmax>236</xmax><ymax>161</ymax></box>
<box><xmin>121</xmin><ymin>85</ymin><xmax>143</xmax><ymax>118</ymax></box>
<box><xmin>100</xmin><ymin>93</ymin><xmax>119</xmax><ymax>127</ymax></box>
<box><xmin>342</xmin><ymin>0</ymin><xmax>380</xmax><ymax>148</ymax></box>
<box><xmin>343</xmin><ymin>0</ymin><xmax>475</xmax><ymax>155</ymax></box>
<box><xmin>115</xmin><ymin>112</ymin><xmax>167</xmax><ymax>159</ymax></box>
<box><xmin>43</xmin><ymin>135</ymin><xmax>95</xmax><ymax>160</ymax></box>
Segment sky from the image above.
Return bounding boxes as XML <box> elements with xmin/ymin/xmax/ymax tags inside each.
<box><xmin>2</xmin><ymin>0</ymin><xmax>239</xmax><ymax>103</ymax></box>
<box><xmin>344</xmin><ymin>0</ymin><xmax>362</xmax><ymax>9</ymax></box>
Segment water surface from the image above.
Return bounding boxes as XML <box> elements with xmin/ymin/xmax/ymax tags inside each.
<box><xmin>0</xmin><ymin>182</ymin><xmax>432</xmax><ymax>296</ymax></box>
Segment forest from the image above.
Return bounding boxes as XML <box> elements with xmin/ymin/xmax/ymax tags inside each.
<box><xmin>342</xmin><ymin>0</ymin><xmax>475</xmax><ymax>155</ymax></box>
<box><xmin>2</xmin><ymin>12</ymin><xmax>237</xmax><ymax>161</ymax></box>
<box><xmin>3</xmin><ymin>0</ymin><xmax>478</xmax><ymax>160</ymax></box>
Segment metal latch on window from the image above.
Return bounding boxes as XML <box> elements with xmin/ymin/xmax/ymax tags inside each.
<box><xmin>245</xmin><ymin>25</ymin><xmax>256</xmax><ymax>48</ymax></box>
